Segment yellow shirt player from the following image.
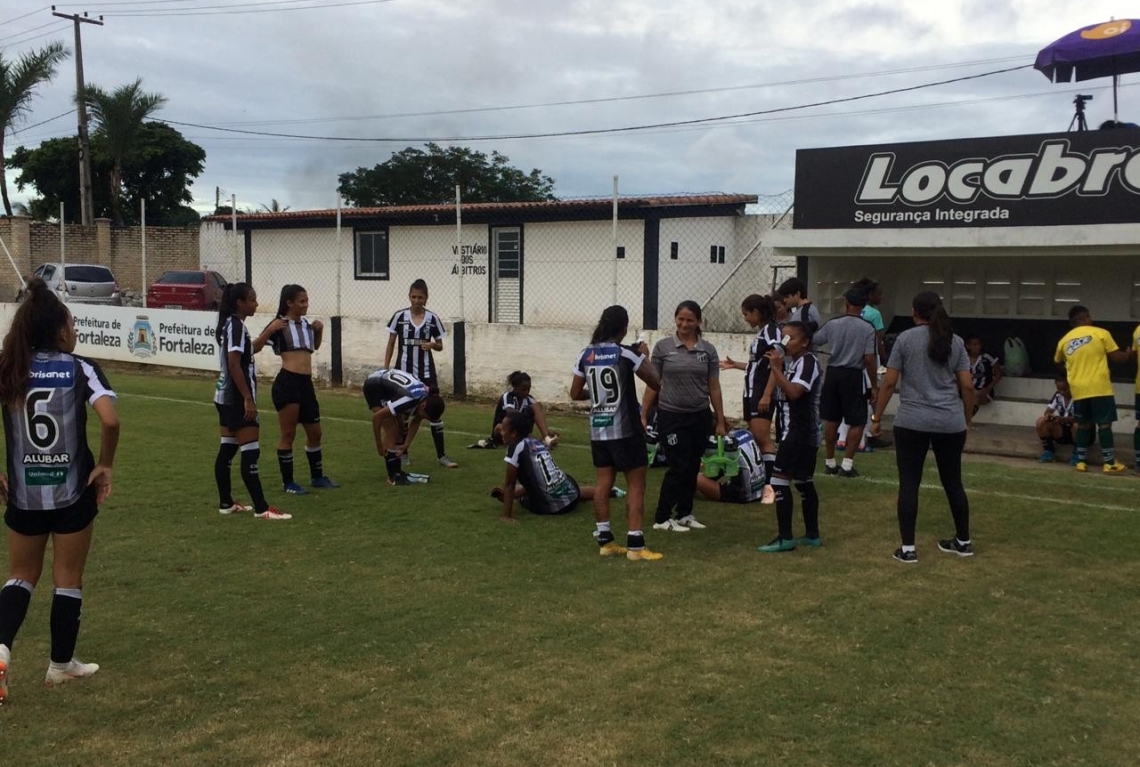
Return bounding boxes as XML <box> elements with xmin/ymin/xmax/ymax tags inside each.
<box><xmin>1053</xmin><ymin>306</ymin><xmax>1133</xmax><ymax>473</ymax></box>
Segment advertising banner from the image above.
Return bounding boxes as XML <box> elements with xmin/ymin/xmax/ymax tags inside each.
<box><xmin>68</xmin><ymin>305</ymin><xmax>220</xmax><ymax>371</ymax></box>
<box><xmin>793</xmin><ymin>129</ymin><xmax>1140</xmax><ymax>230</ymax></box>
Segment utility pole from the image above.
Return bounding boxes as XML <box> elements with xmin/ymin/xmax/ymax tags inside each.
<box><xmin>51</xmin><ymin>7</ymin><xmax>103</xmax><ymax>226</ymax></box>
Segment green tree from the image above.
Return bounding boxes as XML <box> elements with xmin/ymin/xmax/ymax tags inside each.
<box><xmin>84</xmin><ymin>78</ymin><xmax>167</xmax><ymax>223</ymax></box>
<box><xmin>259</xmin><ymin>199</ymin><xmax>290</xmax><ymax>213</ymax></box>
<box><xmin>9</xmin><ymin>122</ymin><xmax>206</xmax><ymax>225</ymax></box>
<box><xmin>0</xmin><ymin>42</ymin><xmax>70</xmax><ymax>216</ymax></box>
<box><xmin>338</xmin><ymin>143</ymin><xmax>556</xmax><ymax>206</ymax></box>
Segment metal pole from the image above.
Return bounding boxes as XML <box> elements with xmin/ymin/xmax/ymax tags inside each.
<box><xmin>59</xmin><ymin>202</ymin><xmax>65</xmax><ymax>264</ymax></box>
<box><xmin>612</xmin><ymin>175</ymin><xmax>619</xmax><ymax>306</ymax></box>
<box><xmin>335</xmin><ymin>192</ymin><xmax>342</xmax><ymax>318</ymax></box>
<box><xmin>60</xmin><ymin>202</ymin><xmax>68</xmax><ymax>300</ymax></box>
<box><xmin>456</xmin><ymin>183</ymin><xmax>464</xmax><ymax>321</ymax></box>
<box><xmin>231</xmin><ymin>193</ymin><xmax>238</xmax><ymax>278</ymax></box>
<box><xmin>53</xmin><ymin>11</ymin><xmax>104</xmax><ymax>226</ymax></box>
<box><xmin>141</xmin><ymin>198</ymin><xmax>147</xmax><ymax>307</ymax></box>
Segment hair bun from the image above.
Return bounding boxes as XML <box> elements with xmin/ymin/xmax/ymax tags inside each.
<box><xmin>24</xmin><ymin>276</ymin><xmax>50</xmax><ymax>295</ymax></box>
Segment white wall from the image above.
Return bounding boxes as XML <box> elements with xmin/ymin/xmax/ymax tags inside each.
<box><xmin>658</xmin><ymin>216</ymin><xmax>751</xmax><ymax>328</ymax></box>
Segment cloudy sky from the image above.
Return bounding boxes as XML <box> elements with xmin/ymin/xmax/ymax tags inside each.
<box><xmin>0</xmin><ymin>0</ymin><xmax>1133</xmax><ymax>214</ymax></box>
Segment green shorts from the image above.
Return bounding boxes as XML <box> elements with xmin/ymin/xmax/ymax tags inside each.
<box><xmin>1135</xmin><ymin>393</ymin><xmax>1140</xmax><ymax>422</ymax></box>
<box><xmin>1073</xmin><ymin>395</ymin><xmax>1117</xmax><ymax>424</ymax></box>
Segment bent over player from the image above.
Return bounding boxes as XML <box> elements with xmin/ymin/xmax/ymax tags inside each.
<box><xmin>363</xmin><ymin>368</ymin><xmax>446</xmax><ymax>486</ymax></box>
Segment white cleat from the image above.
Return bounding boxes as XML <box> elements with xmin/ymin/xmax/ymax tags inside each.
<box><xmin>44</xmin><ymin>658</ymin><xmax>100</xmax><ymax>687</ymax></box>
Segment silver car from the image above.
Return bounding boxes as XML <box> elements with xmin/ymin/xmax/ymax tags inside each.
<box><xmin>25</xmin><ymin>262</ymin><xmax>122</xmax><ymax>305</ymax></box>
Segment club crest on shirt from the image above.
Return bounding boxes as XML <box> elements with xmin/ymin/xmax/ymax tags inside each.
<box><xmin>1064</xmin><ymin>335</ymin><xmax>1092</xmax><ymax>356</ymax></box>
<box><xmin>128</xmin><ymin>316</ymin><xmax>156</xmax><ymax>359</ymax></box>
<box><xmin>696</xmin><ymin>352</ymin><xmax>709</xmax><ymax>363</ymax></box>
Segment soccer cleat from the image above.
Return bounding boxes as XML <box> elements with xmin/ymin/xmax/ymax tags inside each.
<box><xmin>626</xmin><ymin>547</ymin><xmax>664</xmax><ymax>561</ymax></box>
<box><xmin>388</xmin><ymin>474</ymin><xmax>414</xmax><ymax>486</ymax></box>
<box><xmin>652</xmin><ymin>519</ymin><xmax>690</xmax><ymax>533</ymax></box>
<box><xmin>757</xmin><ymin>537</ymin><xmax>796</xmax><ymax>553</ymax></box>
<box><xmin>437</xmin><ymin>455</ymin><xmax>459</xmax><ymax>468</ymax></box>
<box><xmin>937</xmin><ymin>538</ymin><xmax>974</xmax><ymax>557</ymax></box>
<box><xmin>796</xmin><ymin>536</ymin><xmax>822</xmax><ymax>548</ymax></box>
<box><xmin>609</xmin><ymin>487</ymin><xmax>628</xmax><ymax>499</ymax></box>
<box><xmin>1038</xmin><ymin>450</ymin><xmax>1055</xmax><ymax>463</ymax></box>
<box><xmin>253</xmin><ymin>507</ymin><xmax>292</xmax><ymax>520</ymax></box>
<box><xmin>676</xmin><ymin>514</ymin><xmax>707</xmax><ymax>530</ymax></box>
<box><xmin>406</xmin><ymin>472</ymin><xmax>430</xmax><ymax>483</ymax></box>
<box><xmin>1104</xmin><ymin>461</ymin><xmax>1126</xmax><ymax>474</ymax></box>
<box><xmin>599</xmin><ymin>541</ymin><xmax>628</xmax><ymax>557</ymax></box>
<box><xmin>1074</xmin><ymin>461</ymin><xmax>1088</xmax><ymax>473</ymax></box>
<box><xmin>283</xmin><ymin>482</ymin><xmax>309</xmax><ymax>495</ymax></box>
<box><xmin>543</xmin><ymin>434</ymin><xmax>560</xmax><ymax>449</ymax></box>
<box><xmin>219</xmin><ymin>501</ymin><xmax>253</xmax><ymax>515</ymax></box>
<box><xmin>310</xmin><ymin>476</ymin><xmax>340</xmax><ymax>489</ymax></box>
<box><xmin>867</xmin><ymin>436</ymin><xmax>892</xmax><ymax>449</ymax></box>
<box><xmin>44</xmin><ymin>658</ymin><xmax>99</xmax><ymax>687</ymax></box>
<box><xmin>760</xmin><ymin>485</ymin><xmax>776</xmax><ymax>504</ymax></box>
<box><xmin>824</xmin><ymin>464</ymin><xmax>839</xmax><ymax>476</ymax></box>
<box><xmin>893</xmin><ymin>548</ymin><xmax>918</xmax><ymax>564</ymax></box>
<box><xmin>0</xmin><ymin>644</ymin><xmax>9</xmax><ymax>707</ymax></box>
<box><xmin>837</xmin><ymin>467</ymin><xmax>860</xmax><ymax>478</ymax></box>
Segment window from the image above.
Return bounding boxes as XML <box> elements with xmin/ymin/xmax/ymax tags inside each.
<box><xmin>158</xmin><ymin>271</ymin><xmax>205</xmax><ymax>285</ymax></box>
<box><xmin>670</xmin><ymin>242</ymin><xmax>679</xmax><ymax>260</ymax></box>
<box><xmin>616</xmin><ymin>246</ymin><xmax>625</xmax><ymax>259</ymax></box>
<box><xmin>709</xmin><ymin>245</ymin><xmax>725</xmax><ymax>264</ymax></box>
<box><xmin>355</xmin><ymin>230</ymin><xmax>389</xmax><ymax>280</ymax></box>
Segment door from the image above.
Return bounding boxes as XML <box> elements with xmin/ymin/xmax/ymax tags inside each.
<box><xmin>490</xmin><ymin>226</ymin><xmax>522</xmax><ymax>323</ymax></box>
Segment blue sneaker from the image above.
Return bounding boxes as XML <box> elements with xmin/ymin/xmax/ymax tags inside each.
<box><xmin>283</xmin><ymin>482</ymin><xmax>309</xmax><ymax>495</ymax></box>
<box><xmin>310</xmin><ymin>476</ymin><xmax>340</xmax><ymax>489</ymax></box>
<box><xmin>1038</xmin><ymin>450</ymin><xmax>1055</xmax><ymax>463</ymax></box>
<box><xmin>1068</xmin><ymin>453</ymin><xmax>1081</xmax><ymax>467</ymax></box>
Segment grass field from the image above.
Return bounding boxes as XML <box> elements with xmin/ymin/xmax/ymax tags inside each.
<box><xmin>0</xmin><ymin>369</ymin><xmax>1138</xmax><ymax>766</ymax></box>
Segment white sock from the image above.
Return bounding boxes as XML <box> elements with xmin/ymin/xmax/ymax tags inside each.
<box><xmin>902</xmin><ymin>544</ymin><xmax>916</xmax><ymax>553</ymax></box>
<box><xmin>596</xmin><ymin>521</ymin><xmax>611</xmax><ymax>534</ymax></box>
<box><xmin>841</xmin><ymin>458</ymin><xmax>854</xmax><ymax>471</ymax></box>
<box><xmin>958</xmin><ymin>538</ymin><xmax>971</xmax><ymax>545</ymax></box>
<box><xmin>825</xmin><ymin>458</ymin><xmax>837</xmax><ymax>468</ymax></box>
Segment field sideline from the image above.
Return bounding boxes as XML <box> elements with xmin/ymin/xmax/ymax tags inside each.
<box><xmin>0</xmin><ymin>371</ymin><xmax>1137</xmax><ymax>767</ymax></box>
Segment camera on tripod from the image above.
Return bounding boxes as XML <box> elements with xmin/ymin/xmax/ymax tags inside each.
<box><xmin>1074</xmin><ymin>94</ymin><xmax>1093</xmax><ymax>109</ymax></box>
<box><xmin>1070</xmin><ymin>94</ymin><xmax>1094</xmax><ymax>132</ymax></box>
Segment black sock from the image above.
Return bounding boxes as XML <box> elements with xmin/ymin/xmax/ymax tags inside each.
<box><xmin>796</xmin><ymin>481</ymin><xmax>820</xmax><ymax>539</ymax></box>
<box><xmin>240</xmin><ymin>443</ymin><xmax>269</xmax><ymax>512</ymax></box>
<box><xmin>49</xmin><ymin>588</ymin><xmax>82</xmax><ymax>664</ymax></box>
<box><xmin>278</xmin><ymin>449</ymin><xmax>294</xmax><ymax>486</ymax></box>
<box><xmin>774</xmin><ymin>484</ymin><xmax>794</xmax><ymax>540</ymax></box>
<box><xmin>1041</xmin><ymin>436</ymin><xmax>1055</xmax><ymax>452</ymax></box>
<box><xmin>305</xmin><ymin>446</ymin><xmax>323</xmax><ymax>479</ymax></box>
<box><xmin>430</xmin><ymin>422</ymin><xmax>446</xmax><ymax>459</ymax></box>
<box><xmin>214</xmin><ymin>439</ymin><xmax>239</xmax><ymax>507</ymax></box>
<box><xmin>763</xmin><ymin>458</ymin><xmax>775</xmax><ymax>486</ymax></box>
<box><xmin>0</xmin><ymin>580</ymin><xmax>34</xmax><ymax>648</ymax></box>
<box><xmin>597</xmin><ymin>531</ymin><xmax>615</xmax><ymax>546</ymax></box>
<box><xmin>385</xmin><ymin>450</ymin><xmax>401</xmax><ymax>479</ymax></box>
<box><xmin>627</xmin><ymin>532</ymin><xmax>645</xmax><ymax>551</ymax></box>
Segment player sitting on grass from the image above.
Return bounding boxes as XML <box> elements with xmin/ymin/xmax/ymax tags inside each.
<box><xmin>696</xmin><ymin>428</ymin><xmax>768</xmax><ymax>504</ymax></box>
<box><xmin>1037</xmin><ymin>378</ymin><xmax>1077</xmax><ymax>464</ymax></box>
<box><xmin>470</xmin><ymin>370</ymin><xmax>559</xmax><ymax>450</ymax></box>
<box><xmin>491</xmin><ymin>410</ymin><xmax>623</xmax><ymax>523</ymax></box>
<box><xmin>363</xmin><ymin>368</ymin><xmax>445</xmax><ymax>486</ymax></box>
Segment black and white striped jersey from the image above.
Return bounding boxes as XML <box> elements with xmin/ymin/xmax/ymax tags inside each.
<box><xmin>269</xmin><ymin>317</ymin><xmax>317</xmax><ymax>355</ymax></box>
<box><xmin>387</xmin><ymin>308</ymin><xmax>445</xmax><ymax>382</ymax></box>
<box><xmin>730</xmin><ymin>429</ymin><xmax>768</xmax><ymax>502</ymax></box>
<box><xmin>364</xmin><ymin>368</ymin><xmax>429</xmax><ymax>416</ymax></box>
<box><xmin>970</xmin><ymin>354</ymin><xmax>999</xmax><ymax>390</ymax></box>
<box><xmin>1046</xmin><ymin>392</ymin><xmax>1074</xmax><ymax>419</ymax></box>
<box><xmin>492</xmin><ymin>390</ymin><xmax>536</xmax><ymax>430</ymax></box>
<box><xmin>215</xmin><ymin>316</ymin><xmax>255</xmax><ymax>406</ymax></box>
<box><xmin>2</xmin><ymin>352</ymin><xmax>115</xmax><ymax>510</ymax></box>
<box><xmin>745</xmin><ymin>321</ymin><xmax>782</xmax><ymax>400</ymax></box>
<box><xmin>505</xmin><ymin>437</ymin><xmax>578</xmax><ymax>515</ymax></box>
<box><xmin>777</xmin><ymin>352</ymin><xmax>822</xmax><ymax>447</ymax></box>
<box><xmin>573</xmin><ymin>342</ymin><xmax>645</xmax><ymax>441</ymax></box>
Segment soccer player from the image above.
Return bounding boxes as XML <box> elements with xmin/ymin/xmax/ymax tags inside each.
<box><xmin>469</xmin><ymin>370</ymin><xmax>559</xmax><ymax>450</ymax></box>
<box><xmin>696</xmin><ymin>428</ymin><xmax>768</xmax><ymax>503</ymax></box>
<box><xmin>776</xmin><ymin>277</ymin><xmax>821</xmax><ymax>333</ymax></box>
<box><xmin>966</xmin><ymin>335</ymin><xmax>1003</xmax><ymax>411</ymax></box>
<box><xmin>815</xmin><ymin>287</ymin><xmax>878</xmax><ymax>478</ymax></box>
<box><xmin>363</xmin><ymin>368</ymin><xmax>446</xmax><ymax>486</ymax></box>
<box><xmin>1036</xmin><ymin>378</ymin><xmax>1077</xmax><ymax>464</ymax></box>
<box><xmin>385</xmin><ymin>279</ymin><xmax>457</xmax><ymax>468</ymax></box>
<box><xmin>570</xmin><ymin>305</ymin><xmax>663</xmax><ymax>561</ymax></box>
<box><xmin>1053</xmin><ymin>306</ymin><xmax>1133</xmax><ymax>473</ymax></box>
<box><xmin>268</xmin><ymin>284</ymin><xmax>338</xmax><ymax>495</ymax></box>
<box><xmin>492</xmin><ymin>410</ymin><xmax>622</xmax><ymax>522</ymax></box>
<box><xmin>757</xmin><ymin>321</ymin><xmax>823</xmax><ymax>553</ymax></box>
<box><xmin>0</xmin><ymin>278</ymin><xmax>120</xmax><ymax>703</ymax></box>
<box><xmin>214</xmin><ymin>283</ymin><xmax>291</xmax><ymax>520</ymax></box>
<box><xmin>720</xmin><ymin>294</ymin><xmax>780</xmax><ymax>503</ymax></box>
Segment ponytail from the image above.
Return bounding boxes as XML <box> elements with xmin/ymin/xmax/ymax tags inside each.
<box><xmin>912</xmin><ymin>291</ymin><xmax>952</xmax><ymax>364</ymax></box>
<box><xmin>217</xmin><ymin>282</ymin><xmax>253</xmax><ymax>345</ymax></box>
<box><xmin>276</xmin><ymin>284</ymin><xmax>306</xmax><ymax>318</ymax></box>
<box><xmin>0</xmin><ymin>278</ymin><xmax>71</xmax><ymax>406</ymax></box>
<box><xmin>590</xmin><ymin>305</ymin><xmax>629</xmax><ymax>344</ymax></box>
<box><xmin>741</xmin><ymin>293</ymin><xmax>775</xmax><ymax>323</ymax></box>
<box><xmin>506</xmin><ymin>370</ymin><xmax>531</xmax><ymax>390</ymax></box>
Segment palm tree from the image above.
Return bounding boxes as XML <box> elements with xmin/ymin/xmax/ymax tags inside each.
<box><xmin>260</xmin><ymin>199</ymin><xmax>291</xmax><ymax>213</ymax></box>
<box><xmin>0</xmin><ymin>42</ymin><xmax>70</xmax><ymax>216</ymax></box>
<box><xmin>84</xmin><ymin>78</ymin><xmax>167</xmax><ymax>224</ymax></box>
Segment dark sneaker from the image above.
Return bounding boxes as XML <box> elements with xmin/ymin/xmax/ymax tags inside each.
<box><xmin>824</xmin><ymin>464</ymin><xmax>840</xmax><ymax>476</ymax></box>
<box><xmin>837</xmin><ymin>467</ymin><xmax>860</xmax><ymax>478</ymax></box>
<box><xmin>893</xmin><ymin>548</ymin><xmax>918</xmax><ymax>564</ymax></box>
<box><xmin>310</xmin><ymin>476</ymin><xmax>341</xmax><ymax>489</ymax></box>
<box><xmin>283</xmin><ymin>482</ymin><xmax>309</xmax><ymax>495</ymax></box>
<box><xmin>796</xmin><ymin>536</ymin><xmax>822</xmax><ymax>548</ymax></box>
<box><xmin>757</xmin><ymin>537</ymin><xmax>796</xmax><ymax>553</ymax></box>
<box><xmin>937</xmin><ymin>538</ymin><xmax>974</xmax><ymax>557</ymax></box>
<box><xmin>387</xmin><ymin>473</ymin><xmax>414</xmax><ymax>486</ymax></box>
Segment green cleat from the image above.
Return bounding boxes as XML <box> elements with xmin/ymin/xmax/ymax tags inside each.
<box><xmin>757</xmin><ymin>537</ymin><xmax>797</xmax><ymax>553</ymax></box>
<box><xmin>796</xmin><ymin>536</ymin><xmax>822</xmax><ymax>548</ymax></box>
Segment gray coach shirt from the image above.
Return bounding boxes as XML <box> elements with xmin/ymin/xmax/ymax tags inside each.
<box><xmin>813</xmin><ymin>314</ymin><xmax>876</xmax><ymax>369</ymax></box>
<box><xmin>888</xmin><ymin>326</ymin><xmax>970</xmax><ymax>433</ymax></box>
<box><xmin>651</xmin><ymin>335</ymin><xmax>720</xmax><ymax>413</ymax></box>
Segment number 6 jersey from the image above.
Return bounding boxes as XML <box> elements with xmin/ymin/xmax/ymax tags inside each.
<box><xmin>573</xmin><ymin>342</ymin><xmax>645</xmax><ymax>441</ymax></box>
<box><xmin>2</xmin><ymin>352</ymin><xmax>115</xmax><ymax>510</ymax></box>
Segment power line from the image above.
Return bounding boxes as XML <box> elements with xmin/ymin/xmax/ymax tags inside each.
<box><xmin>162</xmin><ymin>64</ymin><xmax>1033</xmax><ymax>144</ymax></box>
<box><xmin>9</xmin><ymin>109</ymin><xmax>77</xmax><ymax>135</ymax></box>
<box><xmin>0</xmin><ymin>20</ymin><xmax>63</xmax><ymax>42</ymax></box>
<box><xmin>100</xmin><ymin>0</ymin><xmax>397</xmax><ymax>16</ymax></box>
<box><xmin>0</xmin><ymin>6</ymin><xmax>51</xmax><ymax>26</ymax></box>
<box><xmin>0</xmin><ymin>22</ymin><xmax>72</xmax><ymax>50</ymax></box>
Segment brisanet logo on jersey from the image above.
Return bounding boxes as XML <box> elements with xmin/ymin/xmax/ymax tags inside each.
<box><xmin>852</xmin><ymin>139</ymin><xmax>1140</xmax><ymax>225</ymax></box>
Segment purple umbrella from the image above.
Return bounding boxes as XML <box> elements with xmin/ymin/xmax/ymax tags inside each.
<box><xmin>1035</xmin><ymin>19</ymin><xmax>1140</xmax><ymax>122</ymax></box>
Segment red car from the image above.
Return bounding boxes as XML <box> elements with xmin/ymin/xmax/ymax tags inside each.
<box><xmin>147</xmin><ymin>270</ymin><xmax>228</xmax><ymax>311</ymax></box>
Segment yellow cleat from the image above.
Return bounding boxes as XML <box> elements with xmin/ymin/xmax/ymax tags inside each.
<box><xmin>1104</xmin><ymin>462</ymin><xmax>1126</xmax><ymax>474</ymax></box>
<box><xmin>598</xmin><ymin>542</ymin><xmax>628</xmax><ymax>558</ymax></box>
<box><xmin>1074</xmin><ymin>461</ymin><xmax>1088</xmax><ymax>473</ymax></box>
<box><xmin>626</xmin><ymin>548</ymin><xmax>664</xmax><ymax>561</ymax></box>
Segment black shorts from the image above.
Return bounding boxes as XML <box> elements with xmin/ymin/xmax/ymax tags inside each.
<box><xmin>743</xmin><ymin>377</ymin><xmax>775</xmax><ymax>421</ymax></box>
<box><xmin>272</xmin><ymin>369</ymin><xmax>321</xmax><ymax>424</ymax></box>
<box><xmin>773</xmin><ymin>439</ymin><xmax>818</xmax><ymax>482</ymax></box>
<box><xmin>820</xmin><ymin>366</ymin><xmax>869</xmax><ymax>426</ymax></box>
<box><xmin>519</xmin><ymin>476</ymin><xmax>582</xmax><ymax>515</ymax></box>
<box><xmin>216</xmin><ymin>402</ymin><xmax>258</xmax><ymax>431</ymax></box>
<box><xmin>591</xmin><ymin>435</ymin><xmax>648</xmax><ymax>472</ymax></box>
<box><xmin>5</xmin><ymin>484</ymin><xmax>98</xmax><ymax>537</ymax></box>
<box><xmin>718</xmin><ymin>475</ymin><xmax>751</xmax><ymax>504</ymax></box>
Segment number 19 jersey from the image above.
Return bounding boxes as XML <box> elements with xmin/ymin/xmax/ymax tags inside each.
<box><xmin>573</xmin><ymin>342</ymin><xmax>645</xmax><ymax>441</ymax></box>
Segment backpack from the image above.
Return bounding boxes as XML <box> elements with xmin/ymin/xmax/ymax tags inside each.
<box><xmin>1002</xmin><ymin>337</ymin><xmax>1030</xmax><ymax>377</ymax></box>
